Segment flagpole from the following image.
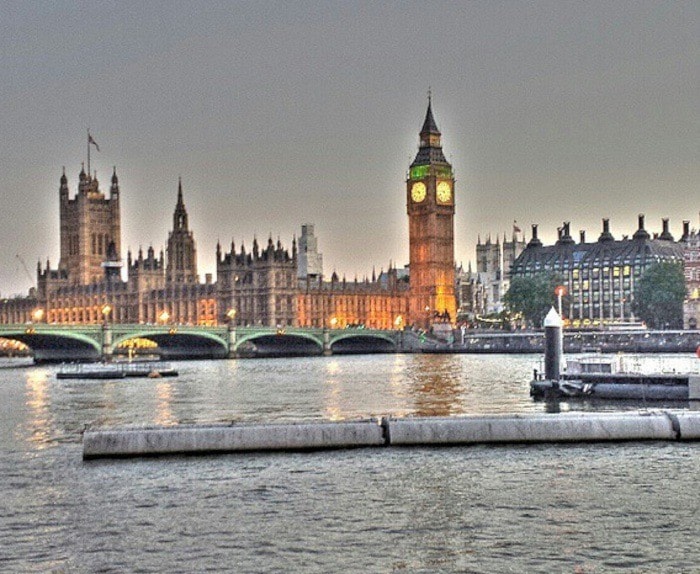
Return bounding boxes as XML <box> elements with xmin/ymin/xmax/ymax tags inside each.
<box><xmin>87</xmin><ymin>128</ymin><xmax>91</xmax><ymax>177</ymax></box>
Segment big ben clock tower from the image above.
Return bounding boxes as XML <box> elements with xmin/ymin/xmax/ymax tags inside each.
<box><xmin>407</xmin><ymin>96</ymin><xmax>456</xmax><ymax>329</ymax></box>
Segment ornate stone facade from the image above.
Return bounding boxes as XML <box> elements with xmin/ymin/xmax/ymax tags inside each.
<box><xmin>1</xmin><ymin>102</ymin><xmax>459</xmax><ymax>332</ymax></box>
<box><xmin>59</xmin><ymin>166</ymin><xmax>121</xmax><ymax>285</ymax></box>
<box><xmin>216</xmin><ymin>237</ymin><xmax>298</xmax><ymax>327</ymax></box>
<box><xmin>406</xmin><ymin>98</ymin><xmax>457</xmax><ymax>327</ymax></box>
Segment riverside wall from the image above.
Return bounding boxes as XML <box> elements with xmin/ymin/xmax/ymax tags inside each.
<box><xmin>449</xmin><ymin>330</ymin><xmax>700</xmax><ymax>354</ymax></box>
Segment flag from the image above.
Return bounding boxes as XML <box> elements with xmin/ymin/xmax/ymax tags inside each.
<box><xmin>513</xmin><ymin>220</ymin><xmax>522</xmax><ymax>233</ymax></box>
<box><xmin>88</xmin><ymin>134</ymin><xmax>100</xmax><ymax>152</ymax></box>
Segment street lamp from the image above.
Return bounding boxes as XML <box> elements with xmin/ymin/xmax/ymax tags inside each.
<box><xmin>159</xmin><ymin>310</ymin><xmax>170</xmax><ymax>324</ymax></box>
<box><xmin>554</xmin><ymin>286</ymin><xmax>567</xmax><ymax>318</ymax></box>
<box><xmin>32</xmin><ymin>308</ymin><xmax>45</xmax><ymax>323</ymax></box>
<box><xmin>329</xmin><ymin>317</ymin><xmax>339</xmax><ymax>329</ymax></box>
<box><xmin>394</xmin><ymin>315</ymin><xmax>404</xmax><ymax>330</ymax></box>
<box><xmin>226</xmin><ymin>308</ymin><xmax>237</xmax><ymax>326</ymax></box>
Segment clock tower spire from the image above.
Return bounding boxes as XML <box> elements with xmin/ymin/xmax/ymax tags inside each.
<box><xmin>407</xmin><ymin>95</ymin><xmax>456</xmax><ymax>329</ymax></box>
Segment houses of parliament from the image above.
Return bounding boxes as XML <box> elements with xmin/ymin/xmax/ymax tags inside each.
<box><xmin>0</xmin><ymin>102</ymin><xmax>457</xmax><ymax>331</ymax></box>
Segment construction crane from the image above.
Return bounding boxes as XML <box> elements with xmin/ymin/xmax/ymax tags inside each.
<box><xmin>15</xmin><ymin>254</ymin><xmax>35</xmax><ymax>286</ymax></box>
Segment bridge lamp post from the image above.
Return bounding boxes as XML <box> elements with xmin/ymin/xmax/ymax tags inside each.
<box><xmin>101</xmin><ymin>304</ymin><xmax>112</xmax><ymax>325</ymax></box>
<box><xmin>100</xmin><ymin>305</ymin><xmax>113</xmax><ymax>362</ymax></box>
<box><xmin>226</xmin><ymin>308</ymin><xmax>237</xmax><ymax>327</ymax></box>
<box><xmin>329</xmin><ymin>317</ymin><xmax>338</xmax><ymax>329</ymax></box>
<box><xmin>32</xmin><ymin>308</ymin><xmax>45</xmax><ymax>323</ymax></box>
<box><xmin>159</xmin><ymin>310</ymin><xmax>170</xmax><ymax>325</ymax></box>
<box><xmin>394</xmin><ymin>315</ymin><xmax>404</xmax><ymax>330</ymax></box>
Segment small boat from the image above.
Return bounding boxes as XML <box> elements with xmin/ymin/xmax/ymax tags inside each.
<box><xmin>57</xmin><ymin>361</ymin><xmax>178</xmax><ymax>380</ymax></box>
<box><xmin>531</xmin><ymin>355</ymin><xmax>700</xmax><ymax>401</ymax></box>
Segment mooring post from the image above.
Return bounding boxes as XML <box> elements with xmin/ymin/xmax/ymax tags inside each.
<box><xmin>544</xmin><ymin>307</ymin><xmax>562</xmax><ymax>380</ymax></box>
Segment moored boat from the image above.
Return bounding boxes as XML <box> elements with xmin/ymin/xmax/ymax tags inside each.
<box><xmin>57</xmin><ymin>361</ymin><xmax>178</xmax><ymax>380</ymax></box>
<box><xmin>531</xmin><ymin>355</ymin><xmax>700</xmax><ymax>400</ymax></box>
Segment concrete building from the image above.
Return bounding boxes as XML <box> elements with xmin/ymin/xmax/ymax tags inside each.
<box><xmin>297</xmin><ymin>224</ymin><xmax>323</xmax><ymax>280</ymax></box>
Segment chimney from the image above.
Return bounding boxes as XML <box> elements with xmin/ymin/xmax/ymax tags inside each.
<box><xmin>681</xmin><ymin>220</ymin><xmax>690</xmax><ymax>242</ymax></box>
<box><xmin>659</xmin><ymin>218</ymin><xmax>674</xmax><ymax>241</ymax></box>
<box><xmin>527</xmin><ymin>224</ymin><xmax>542</xmax><ymax>248</ymax></box>
<box><xmin>580</xmin><ymin>230</ymin><xmax>586</xmax><ymax>244</ymax></box>
<box><xmin>599</xmin><ymin>218</ymin><xmax>614</xmax><ymax>242</ymax></box>
<box><xmin>633</xmin><ymin>213</ymin><xmax>650</xmax><ymax>241</ymax></box>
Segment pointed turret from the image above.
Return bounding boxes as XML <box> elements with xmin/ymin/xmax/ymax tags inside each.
<box><xmin>59</xmin><ymin>167</ymin><xmax>69</xmax><ymax>202</ymax></box>
<box><xmin>110</xmin><ymin>166</ymin><xmax>120</xmax><ymax>198</ymax></box>
<box><xmin>173</xmin><ymin>178</ymin><xmax>188</xmax><ymax>230</ymax></box>
<box><xmin>419</xmin><ymin>94</ymin><xmax>441</xmax><ymax>142</ymax></box>
<box><xmin>411</xmin><ymin>93</ymin><xmax>449</xmax><ymax>167</ymax></box>
<box><xmin>166</xmin><ymin>178</ymin><xmax>197</xmax><ymax>283</ymax></box>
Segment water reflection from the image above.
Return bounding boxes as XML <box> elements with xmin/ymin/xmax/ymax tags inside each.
<box><xmin>324</xmin><ymin>360</ymin><xmax>344</xmax><ymax>421</ymax></box>
<box><xmin>23</xmin><ymin>369</ymin><xmax>51</xmax><ymax>449</ymax></box>
<box><xmin>154</xmin><ymin>381</ymin><xmax>176</xmax><ymax>426</ymax></box>
<box><xmin>407</xmin><ymin>355</ymin><xmax>466</xmax><ymax>417</ymax></box>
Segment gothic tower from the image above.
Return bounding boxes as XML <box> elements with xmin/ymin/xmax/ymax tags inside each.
<box><xmin>58</xmin><ymin>165</ymin><xmax>121</xmax><ymax>285</ymax></box>
<box><xmin>406</xmin><ymin>96</ymin><xmax>456</xmax><ymax>327</ymax></box>
<box><xmin>166</xmin><ymin>178</ymin><xmax>198</xmax><ymax>283</ymax></box>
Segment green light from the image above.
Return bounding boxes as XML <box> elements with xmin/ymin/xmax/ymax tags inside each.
<box><xmin>410</xmin><ymin>165</ymin><xmax>429</xmax><ymax>179</ymax></box>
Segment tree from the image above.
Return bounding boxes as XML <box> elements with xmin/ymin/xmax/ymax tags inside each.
<box><xmin>503</xmin><ymin>273</ymin><xmax>564</xmax><ymax>328</ymax></box>
<box><xmin>633</xmin><ymin>261</ymin><xmax>686</xmax><ymax>329</ymax></box>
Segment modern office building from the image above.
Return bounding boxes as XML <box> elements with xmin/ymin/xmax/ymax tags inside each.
<box><xmin>509</xmin><ymin>217</ymin><xmax>685</xmax><ymax>326</ymax></box>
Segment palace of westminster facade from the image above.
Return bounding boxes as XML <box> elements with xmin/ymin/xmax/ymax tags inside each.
<box><xmin>2</xmin><ymin>101</ymin><xmax>698</xmax><ymax>330</ymax></box>
<box><xmin>1</xmin><ymin>102</ymin><xmax>457</xmax><ymax>331</ymax></box>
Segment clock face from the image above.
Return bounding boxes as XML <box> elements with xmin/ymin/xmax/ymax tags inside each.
<box><xmin>436</xmin><ymin>181</ymin><xmax>452</xmax><ymax>203</ymax></box>
<box><xmin>411</xmin><ymin>181</ymin><xmax>427</xmax><ymax>203</ymax></box>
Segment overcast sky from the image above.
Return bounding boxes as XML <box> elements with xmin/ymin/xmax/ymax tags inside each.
<box><xmin>1</xmin><ymin>1</ymin><xmax>698</xmax><ymax>296</ymax></box>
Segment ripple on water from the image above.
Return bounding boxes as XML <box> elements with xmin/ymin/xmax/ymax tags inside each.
<box><xmin>1</xmin><ymin>356</ymin><xmax>700</xmax><ymax>572</ymax></box>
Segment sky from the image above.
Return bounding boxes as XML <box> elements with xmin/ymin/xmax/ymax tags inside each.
<box><xmin>0</xmin><ymin>0</ymin><xmax>698</xmax><ymax>296</ymax></box>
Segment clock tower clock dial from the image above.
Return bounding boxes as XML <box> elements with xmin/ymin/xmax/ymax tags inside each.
<box><xmin>436</xmin><ymin>180</ymin><xmax>452</xmax><ymax>204</ymax></box>
<box><xmin>406</xmin><ymin>96</ymin><xmax>457</xmax><ymax>329</ymax></box>
<box><xmin>411</xmin><ymin>182</ymin><xmax>426</xmax><ymax>203</ymax></box>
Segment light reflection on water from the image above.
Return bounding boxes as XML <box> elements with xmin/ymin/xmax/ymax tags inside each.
<box><xmin>9</xmin><ymin>353</ymin><xmax>700</xmax><ymax>449</ymax></box>
<box><xmin>1</xmin><ymin>353</ymin><xmax>699</xmax><ymax>572</ymax></box>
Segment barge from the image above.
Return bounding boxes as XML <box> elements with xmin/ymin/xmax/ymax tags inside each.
<box><xmin>57</xmin><ymin>361</ymin><xmax>178</xmax><ymax>380</ymax></box>
<box><xmin>531</xmin><ymin>355</ymin><xmax>699</xmax><ymax>400</ymax></box>
<box><xmin>530</xmin><ymin>307</ymin><xmax>700</xmax><ymax>401</ymax></box>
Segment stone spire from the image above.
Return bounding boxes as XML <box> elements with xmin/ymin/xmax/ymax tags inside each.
<box><xmin>173</xmin><ymin>177</ymin><xmax>188</xmax><ymax>230</ymax></box>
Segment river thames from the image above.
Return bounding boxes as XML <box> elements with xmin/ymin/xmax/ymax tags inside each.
<box><xmin>2</xmin><ymin>353</ymin><xmax>700</xmax><ymax>572</ymax></box>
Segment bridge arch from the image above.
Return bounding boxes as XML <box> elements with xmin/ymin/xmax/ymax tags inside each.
<box><xmin>112</xmin><ymin>329</ymin><xmax>229</xmax><ymax>359</ymax></box>
<box><xmin>328</xmin><ymin>331</ymin><xmax>398</xmax><ymax>354</ymax></box>
<box><xmin>0</xmin><ymin>329</ymin><xmax>102</xmax><ymax>363</ymax></box>
<box><xmin>234</xmin><ymin>331</ymin><xmax>324</xmax><ymax>357</ymax></box>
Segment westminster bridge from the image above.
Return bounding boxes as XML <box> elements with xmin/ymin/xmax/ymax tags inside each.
<box><xmin>1</xmin><ymin>324</ymin><xmax>698</xmax><ymax>363</ymax></box>
<box><xmin>0</xmin><ymin>323</ymin><xmax>422</xmax><ymax>363</ymax></box>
